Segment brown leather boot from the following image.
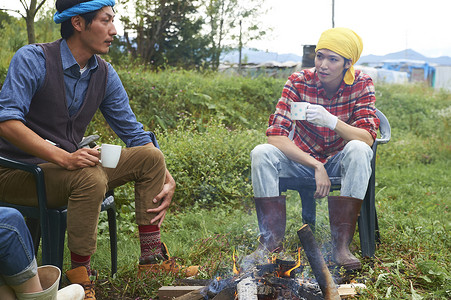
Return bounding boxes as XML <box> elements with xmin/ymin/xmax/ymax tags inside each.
<box><xmin>255</xmin><ymin>196</ymin><xmax>286</xmax><ymax>252</ymax></box>
<box><xmin>66</xmin><ymin>266</ymin><xmax>95</xmax><ymax>299</ymax></box>
<box><xmin>328</xmin><ymin>196</ymin><xmax>363</xmax><ymax>271</ymax></box>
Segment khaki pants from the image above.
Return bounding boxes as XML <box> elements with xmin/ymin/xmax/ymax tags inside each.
<box><xmin>0</xmin><ymin>145</ymin><xmax>166</xmax><ymax>256</ymax></box>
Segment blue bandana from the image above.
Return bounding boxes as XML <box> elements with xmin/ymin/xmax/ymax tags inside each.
<box><xmin>53</xmin><ymin>0</ymin><xmax>115</xmax><ymax>24</ymax></box>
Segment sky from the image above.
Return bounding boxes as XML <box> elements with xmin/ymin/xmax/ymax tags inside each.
<box><xmin>245</xmin><ymin>0</ymin><xmax>451</xmax><ymax>58</ymax></box>
<box><xmin>2</xmin><ymin>0</ymin><xmax>450</xmax><ymax>58</ymax></box>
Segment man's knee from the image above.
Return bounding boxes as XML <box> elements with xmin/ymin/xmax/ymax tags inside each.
<box><xmin>137</xmin><ymin>146</ymin><xmax>166</xmax><ymax>171</ymax></box>
<box><xmin>343</xmin><ymin>140</ymin><xmax>373</xmax><ymax>161</ymax></box>
<box><xmin>126</xmin><ymin>146</ymin><xmax>166</xmax><ymax>184</ymax></box>
<box><xmin>0</xmin><ymin>207</ymin><xmax>23</xmax><ymax>225</ymax></box>
<box><xmin>251</xmin><ymin>144</ymin><xmax>278</xmax><ymax>167</ymax></box>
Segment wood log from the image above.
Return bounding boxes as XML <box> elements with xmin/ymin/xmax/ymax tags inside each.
<box><xmin>297</xmin><ymin>224</ymin><xmax>341</xmax><ymax>300</ymax></box>
<box><xmin>337</xmin><ymin>283</ymin><xmax>367</xmax><ymax>298</ymax></box>
<box><xmin>212</xmin><ymin>287</ymin><xmax>236</xmax><ymax>299</ymax></box>
<box><xmin>236</xmin><ymin>277</ymin><xmax>258</xmax><ymax>300</ymax></box>
<box><xmin>175</xmin><ymin>278</ymin><xmax>211</xmax><ymax>286</ymax></box>
<box><xmin>159</xmin><ymin>286</ymin><xmax>205</xmax><ymax>300</ymax></box>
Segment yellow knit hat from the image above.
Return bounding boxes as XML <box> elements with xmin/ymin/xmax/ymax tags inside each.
<box><xmin>315</xmin><ymin>27</ymin><xmax>363</xmax><ymax>85</ymax></box>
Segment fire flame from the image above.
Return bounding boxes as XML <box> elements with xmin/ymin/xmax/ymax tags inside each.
<box><xmin>232</xmin><ymin>248</ymin><xmax>239</xmax><ymax>275</ymax></box>
<box><xmin>270</xmin><ymin>254</ymin><xmax>277</xmax><ymax>264</ymax></box>
<box><xmin>282</xmin><ymin>247</ymin><xmax>301</xmax><ymax>277</ymax></box>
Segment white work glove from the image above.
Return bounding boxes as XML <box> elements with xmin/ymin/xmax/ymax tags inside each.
<box><xmin>306</xmin><ymin>104</ymin><xmax>338</xmax><ymax>130</ymax></box>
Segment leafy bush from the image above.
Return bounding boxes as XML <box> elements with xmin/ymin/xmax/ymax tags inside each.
<box><xmin>156</xmin><ymin>118</ymin><xmax>266</xmax><ymax>209</ymax></box>
<box><xmin>118</xmin><ymin>68</ymin><xmax>284</xmax><ymax>131</ymax></box>
<box><xmin>375</xmin><ymin>84</ymin><xmax>451</xmax><ymax>168</ymax></box>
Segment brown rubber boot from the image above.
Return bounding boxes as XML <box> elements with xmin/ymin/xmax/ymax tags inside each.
<box><xmin>328</xmin><ymin>196</ymin><xmax>363</xmax><ymax>271</ymax></box>
<box><xmin>255</xmin><ymin>196</ymin><xmax>287</xmax><ymax>253</ymax></box>
<box><xmin>66</xmin><ymin>266</ymin><xmax>95</xmax><ymax>299</ymax></box>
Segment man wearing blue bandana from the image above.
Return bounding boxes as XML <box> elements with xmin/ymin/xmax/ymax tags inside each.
<box><xmin>0</xmin><ymin>1</ymin><xmax>195</xmax><ymax>298</ymax></box>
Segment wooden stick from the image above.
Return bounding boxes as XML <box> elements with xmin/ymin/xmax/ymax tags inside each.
<box><xmin>160</xmin><ymin>286</ymin><xmax>205</xmax><ymax>300</ymax></box>
<box><xmin>171</xmin><ymin>289</ymin><xmax>204</xmax><ymax>300</ymax></box>
<box><xmin>297</xmin><ymin>224</ymin><xmax>341</xmax><ymax>300</ymax></box>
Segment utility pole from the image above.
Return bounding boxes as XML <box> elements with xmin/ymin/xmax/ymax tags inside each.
<box><xmin>238</xmin><ymin>20</ymin><xmax>242</xmax><ymax>74</ymax></box>
<box><xmin>332</xmin><ymin>0</ymin><xmax>335</xmax><ymax>28</ymax></box>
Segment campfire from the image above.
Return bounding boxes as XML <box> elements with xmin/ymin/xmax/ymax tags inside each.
<box><xmin>158</xmin><ymin>225</ymin><xmax>365</xmax><ymax>300</ymax></box>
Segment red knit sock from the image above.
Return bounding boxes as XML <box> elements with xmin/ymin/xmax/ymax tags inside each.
<box><xmin>138</xmin><ymin>225</ymin><xmax>163</xmax><ymax>263</ymax></box>
<box><xmin>70</xmin><ymin>252</ymin><xmax>91</xmax><ymax>275</ymax></box>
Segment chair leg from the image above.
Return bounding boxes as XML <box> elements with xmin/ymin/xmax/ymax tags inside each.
<box><xmin>358</xmin><ymin>189</ymin><xmax>376</xmax><ymax>258</ymax></box>
<box><xmin>299</xmin><ymin>189</ymin><xmax>316</xmax><ymax>232</ymax></box>
<box><xmin>107</xmin><ymin>207</ymin><xmax>118</xmax><ymax>276</ymax></box>
<box><xmin>375</xmin><ymin>209</ymin><xmax>380</xmax><ymax>245</ymax></box>
<box><xmin>26</xmin><ymin>217</ymin><xmax>41</xmax><ymax>257</ymax></box>
<box><xmin>39</xmin><ymin>217</ymin><xmax>53</xmax><ymax>267</ymax></box>
<box><xmin>48</xmin><ymin>210</ymin><xmax>66</xmax><ymax>271</ymax></box>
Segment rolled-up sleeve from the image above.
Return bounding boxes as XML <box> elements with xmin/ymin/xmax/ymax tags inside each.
<box><xmin>266</xmin><ymin>76</ymin><xmax>302</xmax><ymax>137</ymax></box>
<box><xmin>100</xmin><ymin>64</ymin><xmax>158</xmax><ymax>148</ymax></box>
<box><xmin>0</xmin><ymin>45</ymin><xmax>45</xmax><ymax>123</ymax></box>
<box><xmin>350</xmin><ymin>77</ymin><xmax>380</xmax><ymax>140</ymax></box>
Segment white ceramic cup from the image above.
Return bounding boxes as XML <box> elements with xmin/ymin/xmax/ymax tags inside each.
<box><xmin>100</xmin><ymin>144</ymin><xmax>122</xmax><ymax>168</ymax></box>
<box><xmin>291</xmin><ymin>102</ymin><xmax>309</xmax><ymax>120</ymax></box>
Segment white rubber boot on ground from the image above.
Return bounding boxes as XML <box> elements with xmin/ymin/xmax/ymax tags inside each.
<box><xmin>16</xmin><ymin>265</ymin><xmax>85</xmax><ymax>300</ymax></box>
<box><xmin>56</xmin><ymin>283</ymin><xmax>85</xmax><ymax>300</ymax></box>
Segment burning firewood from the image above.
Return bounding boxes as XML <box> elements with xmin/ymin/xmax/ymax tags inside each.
<box><xmin>297</xmin><ymin>224</ymin><xmax>341</xmax><ymax>300</ymax></box>
<box><xmin>236</xmin><ymin>277</ymin><xmax>258</xmax><ymax>299</ymax></box>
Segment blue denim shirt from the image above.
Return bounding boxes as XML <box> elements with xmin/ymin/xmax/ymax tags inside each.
<box><xmin>0</xmin><ymin>39</ymin><xmax>158</xmax><ymax>148</ymax></box>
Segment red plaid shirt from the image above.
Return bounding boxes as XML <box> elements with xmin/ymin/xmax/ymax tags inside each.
<box><xmin>266</xmin><ymin>68</ymin><xmax>380</xmax><ymax>163</ymax></box>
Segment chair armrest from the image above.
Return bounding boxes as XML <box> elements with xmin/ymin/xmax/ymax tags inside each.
<box><xmin>0</xmin><ymin>155</ymin><xmax>48</xmax><ymax>216</ymax></box>
<box><xmin>0</xmin><ymin>155</ymin><xmax>43</xmax><ymax>175</ymax></box>
<box><xmin>375</xmin><ymin>109</ymin><xmax>391</xmax><ymax>145</ymax></box>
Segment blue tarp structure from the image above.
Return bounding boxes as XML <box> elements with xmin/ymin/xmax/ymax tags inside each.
<box><xmin>381</xmin><ymin>59</ymin><xmax>436</xmax><ymax>85</ymax></box>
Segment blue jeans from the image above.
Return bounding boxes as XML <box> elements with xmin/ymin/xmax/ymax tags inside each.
<box><xmin>0</xmin><ymin>207</ymin><xmax>38</xmax><ymax>287</ymax></box>
<box><xmin>251</xmin><ymin>140</ymin><xmax>373</xmax><ymax>200</ymax></box>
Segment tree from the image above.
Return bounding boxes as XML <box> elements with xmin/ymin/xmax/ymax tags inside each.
<box><xmin>204</xmin><ymin>0</ymin><xmax>268</xmax><ymax>70</ymax></box>
<box><xmin>0</xmin><ymin>11</ymin><xmax>26</xmax><ymax>85</ymax></box>
<box><xmin>120</xmin><ymin>0</ymin><xmax>209</xmax><ymax>68</ymax></box>
<box><xmin>0</xmin><ymin>0</ymin><xmax>48</xmax><ymax>44</ymax></box>
<box><xmin>162</xmin><ymin>10</ymin><xmax>211</xmax><ymax>68</ymax></box>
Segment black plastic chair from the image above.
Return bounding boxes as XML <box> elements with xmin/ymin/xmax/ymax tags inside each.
<box><xmin>279</xmin><ymin>109</ymin><xmax>391</xmax><ymax>257</ymax></box>
<box><xmin>0</xmin><ymin>156</ymin><xmax>118</xmax><ymax>276</ymax></box>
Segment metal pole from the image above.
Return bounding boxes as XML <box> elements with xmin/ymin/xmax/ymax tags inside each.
<box><xmin>332</xmin><ymin>0</ymin><xmax>335</xmax><ymax>28</ymax></box>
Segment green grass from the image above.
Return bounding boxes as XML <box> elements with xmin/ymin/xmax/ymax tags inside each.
<box><xmin>49</xmin><ymin>77</ymin><xmax>451</xmax><ymax>299</ymax></box>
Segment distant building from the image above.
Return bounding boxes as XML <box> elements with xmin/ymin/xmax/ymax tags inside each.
<box><xmin>218</xmin><ymin>61</ymin><xmax>302</xmax><ymax>78</ymax></box>
<box><xmin>355</xmin><ymin>65</ymin><xmax>408</xmax><ymax>85</ymax></box>
<box><xmin>219</xmin><ymin>51</ymin><xmax>451</xmax><ymax>90</ymax></box>
<box><xmin>380</xmin><ymin>59</ymin><xmax>436</xmax><ymax>86</ymax></box>
<box><xmin>434</xmin><ymin>66</ymin><xmax>451</xmax><ymax>91</ymax></box>
<box><xmin>302</xmin><ymin>45</ymin><xmax>316</xmax><ymax>68</ymax></box>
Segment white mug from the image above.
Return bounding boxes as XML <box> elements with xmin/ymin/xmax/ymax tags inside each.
<box><xmin>100</xmin><ymin>144</ymin><xmax>122</xmax><ymax>168</ymax></box>
<box><xmin>291</xmin><ymin>102</ymin><xmax>309</xmax><ymax>120</ymax></box>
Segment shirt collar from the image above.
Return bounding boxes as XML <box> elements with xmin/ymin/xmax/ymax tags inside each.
<box><xmin>60</xmin><ymin>39</ymin><xmax>99</xmax><ymax>74</ymax></box>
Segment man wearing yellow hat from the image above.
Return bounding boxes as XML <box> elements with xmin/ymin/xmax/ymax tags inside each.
<box><xmin>249</xmin><ymin>28</ymin><xmax>380</xmax><ymax>271</ymax></box>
